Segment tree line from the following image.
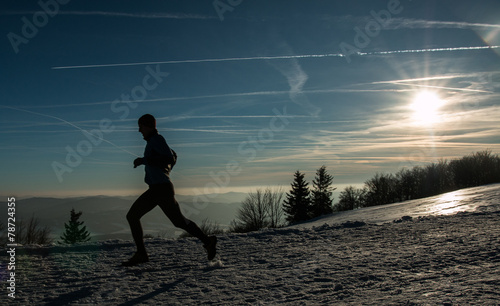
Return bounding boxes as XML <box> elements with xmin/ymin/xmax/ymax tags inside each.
<box><xmin>337</xmin><ymin>150</ymin><xmax>500</xmax><ymax>211</ymax></box>
<box><xmin>230</xmin><ymin>150</ymin><xmax>500</xmax><ymax>233</ymax></box>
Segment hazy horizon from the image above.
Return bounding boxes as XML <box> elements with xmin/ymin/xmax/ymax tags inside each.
<box><xmin>1</xmin><ymin>0</ymin><xmax>499</xmax><ymax>198</ymax></box>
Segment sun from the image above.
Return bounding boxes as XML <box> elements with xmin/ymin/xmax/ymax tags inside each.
<box><xmin>409</xmin><ymin>91</ymin><xmax>444</xmax><ymax>125</ymax></box>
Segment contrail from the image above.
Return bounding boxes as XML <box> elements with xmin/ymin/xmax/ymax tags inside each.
<box><xmin>16</xmin><ymin>89</ymin><xmax>409</xmax><ymax>110</ymax></box>
<box><xmin>359</xmin><ymin>45</ymin><xmax>500</xmax><ymax>56</ymax></box>
<box><xmin>368</xmin><ymin>74</ymin><xmax>471</xmax><ymax>84</ymax></box>
<box><xmin>51</xmin><ymin>45</ymin><xmax>500</xmax><ymax>70</ymax></box>
<box><xmin>383</xmin><ymin>82</ymin><xmax>492</xmax><ymax>93</ymax></box>
<box><xmin>366</xmin><ymin>73</ymin><xmax>494</xmax><ymax>93</ymax></box>
<box><xmin>51</xmin><ymin>54</ymin><xmax>344</xmax><ymax>69</ymax></box>
<box><xmin>1</xmin><ymin>10</ymin><xmax>215</xmax><ymax>20</ymax></box>
<box><xmin>1</xmin><ymin>105</ymin><xmax>139</xmax><ymax>157</ymax></box>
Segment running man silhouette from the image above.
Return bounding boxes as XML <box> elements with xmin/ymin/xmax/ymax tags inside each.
<box><xmin>122</xmin><ymin>114</ymin><xmax>217</xmax><ymax>266</ymax></box>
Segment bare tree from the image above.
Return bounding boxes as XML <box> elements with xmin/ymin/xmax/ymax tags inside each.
<box><xmin>237</xmin><ymin>189</ymin><xmax>268</xmax><ymax>231</ymax></box>
<box><xmin>17</xmin><ymin>215</ymin><xmax>52</xmax><ymax>245</ymax></box>
<box><xmin>265</xmin><ymin>186</ymin><xmax>285</xmax><ymax>228</ymax></box>
<box><xmin>232</xmin><ymin>187</ymin><xmax>285</xmax><ymax>232</ymax></box>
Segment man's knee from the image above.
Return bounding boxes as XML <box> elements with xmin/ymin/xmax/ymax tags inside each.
<box><xmin>126</xmin><ymin>211</ymin><xmax>139</xmax><ymax>223</ymax></box>
<box><xmin>172</xmin><ymin>218</ymin><xmax>190</xmax><ymax>229</ymax></box>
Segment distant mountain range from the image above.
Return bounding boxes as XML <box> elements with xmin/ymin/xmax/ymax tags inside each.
<box><xmin>0</xmin><ymin>192</ymin><xmax>246</xmax><ymax>241</ymax></box>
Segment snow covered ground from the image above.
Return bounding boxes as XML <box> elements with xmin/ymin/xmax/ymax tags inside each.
<box><xmin>292</xmin><ymin>183</ymin><xmax>500</xmax><ymax>229</ymax></box>
<box><xmin>2</xmin><ymin>184</ymin><xmax>500</xmax><ymax>305</ymax></box>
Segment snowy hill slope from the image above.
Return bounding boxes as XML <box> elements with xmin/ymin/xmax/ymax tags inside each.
<box><xmin>1</xmin><ymin>185</ymin><xmax>499</xmax><ymax>305</ymax></box>
<box><xmin>293</xmin><ymin>183</ymin><xmax>500</xmax><ymax>229</ymax></box>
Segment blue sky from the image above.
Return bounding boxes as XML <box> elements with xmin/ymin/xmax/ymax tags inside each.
<box><xmin>1</xmin><ymin>0</ymin><xmax>500</xmax><ymax>198</ymax></box>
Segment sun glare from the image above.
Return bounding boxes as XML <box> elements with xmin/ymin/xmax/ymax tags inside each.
<box><xmin>410</xmin><ymin>91</ymin><xmax>444</xmax><ymax>125</ymax></box>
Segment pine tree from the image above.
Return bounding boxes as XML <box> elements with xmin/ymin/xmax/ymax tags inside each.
<box><xmin>60</xmin><ymin>208</ymin><xmax>91</xmax><ymax>244</ymax></box>
<box><xmin>310</xmin><ymin>166</ymin><xmax>336</xmax><ymax>218</ymax></box>
<box><xmin>283</xmin><ymin>171</ymin><xmax>311</xmax><ymax>224</ymax></box>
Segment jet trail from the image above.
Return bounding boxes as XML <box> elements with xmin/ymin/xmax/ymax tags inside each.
<box><xmin>51</xmin><ymin>45</ymin><xmax>500</xmax><ymax>70</ymax></box>
<box><xmin>51</xmin><ymin>53</ymin><xmax>344</xmax><ymax>70</ymax></box>
<box><xmin>0</xmin><ymin>105</ymin><xmax>139</xmax><ymax>157</ymax></box>
<box><xmin>384</xmin><ymin>82</ymin><xmax>492</xmax><ymax>93</ymax></box>
<box><xmin>359</xmin><ymin>45</ymin><xmax>500</xmax><ymax>56</ymax></box>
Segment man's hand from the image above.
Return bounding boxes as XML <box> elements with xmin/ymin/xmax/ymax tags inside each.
<box><xmin>134</xmin><ymin>157</ymin><xmax>144</xmax><ymax>168</ymax></box>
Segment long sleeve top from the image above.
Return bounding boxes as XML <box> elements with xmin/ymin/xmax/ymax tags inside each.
<box><xmin>143</xmin><ymin>131</ymin><xmax>175</xmax><ymax>185</ymax></box>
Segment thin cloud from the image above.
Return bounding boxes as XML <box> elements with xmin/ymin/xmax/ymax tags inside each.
<box><xmin>380</xmin><ymin>82</ymin><xmax>491</xmax><ymax>93</ymax></box>
<box><xmin>17</xmin><ymin>92</ymin><xmax>290</xmax><ymax>109</ymax></box>
<box><xmin>368</xmin><ymin>74</ymin><xmax>474</xmax><ymax>84</ymax></box>
<box><xmin>359</xmin><ymin>46</ymin><xmax>500</xmax><ymax>57</ymax></box>
<box><xmin>361</xmin><ymin>73</ymin><xmax>497</xmax><ymax>93</ymax></box>
<box><xmin>1</xmin><ymin>10</ymin><xmax>215</xmax><ymax>20</ymax></box>
<box><xmin>51</xmin><ymin>54</ymin><xmax>345</xmax><ymax>70</ymax></box>
<box><xmin>287</xmin><ymin>104</ymin><xmax>500</xmax><ymax>168</ymax></box>
<box><xmin>17</xmin><ymin>88</ymin><xmax>411</xmax><ymax>109</ymax></box>
<box><xmin>156</xmin><ymin>114</ymin><xmax>305</xmax><ymax>127</ymax></box>
<box><xmin>270</xmin><ymin>57</ymin><xmax>321</xmax><ymax>116</ymax></box>
<box><xmin>0</xmin><ymin>105</ymin><xmax>140</xmax><ymax>157</ymax></box>
<box><xmin>332</xmin><ymin>16</ymin><xmax>500</xmax><ymax>30</ymax></box>
<box><xmin>387</xmin><ymin>18</ymin><xmax>500</xmax><ymax>30</ymax></box>
<box><xmin>52</xmin><ymin>46</ymin><xmax>500</xmax><ymax>70</ymax></box>
<box><xmin>264</xmin><ymin>36</ymin><xmax>321</xmax><ymax>116</ymax></box>
<box><xmin>162</xmin><ymin>128</ymin><xmax>249</xmax><ymax>135</ymax></box>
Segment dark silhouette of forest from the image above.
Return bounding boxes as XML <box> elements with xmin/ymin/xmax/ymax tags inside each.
<box><xmin>231</xmin><ymin>150</ymin><xmax>500</xmax><ymax>232</ymax></box>
<box><xmin>337</xmin><ymin>150</ymin><xmax>500</xmax><ymax>211</ymax></box>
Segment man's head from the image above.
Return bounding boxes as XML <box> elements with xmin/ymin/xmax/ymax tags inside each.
<box><xmin>138</xmin><ymin>114</ymin><xmax>156</xmax><ymax>139</ymax></box>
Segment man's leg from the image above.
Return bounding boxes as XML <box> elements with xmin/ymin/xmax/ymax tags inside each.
<box><xmin>155</xmin><ymin>182</ymin><xmax>217</xmax><ymax>260</ymax></box>
<box><xmin>125</xmin><ymin>189</ymin><xmax>157</xmax><ymax>263</ymax></box>
<box><xmin>155</xmin><ymin>183</ymin><xmax>211</xmax><ymax>245</ymax></box>
<box><xmin>158</xmin><ymin>191</ymin><xmax>218</xmax><ymax>260</ymax></box>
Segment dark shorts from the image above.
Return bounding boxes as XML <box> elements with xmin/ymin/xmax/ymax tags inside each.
<box><xmin>127</xmin><ymin>182</ymin><xmax>189</xmax><ymax>229</ymax></box>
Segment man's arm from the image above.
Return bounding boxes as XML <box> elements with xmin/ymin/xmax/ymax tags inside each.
<box><xmin>133</xmin><ymin>158</ymin><xmax>144</xmax><ymax>168</ymax></box>
<box><xmin>143</xmin><ymin>136</ymin><xmax>174</xmax><ymax>168</ymax></box>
